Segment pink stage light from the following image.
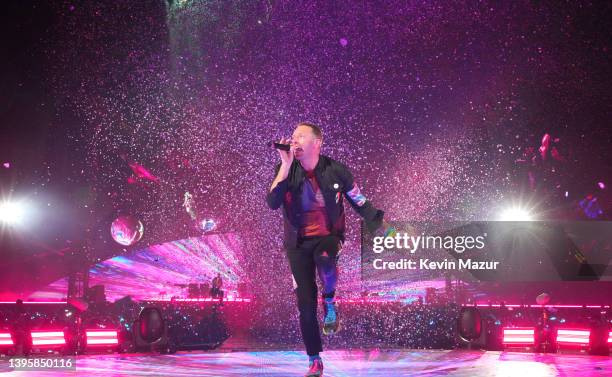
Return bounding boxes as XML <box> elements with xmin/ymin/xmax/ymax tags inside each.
<box><xmin>0</xmin><ymin>301</ymin><xmax>67</xmax><ymax>304</ymax></box>
<box><xmin>0</xmin><ymin>332</ymin><xmax>14</xmax><ymax>346</ymax></box>
<box><xmin>86</xmin><ymin>330</ymin><xmax>119</xmax><ymax>346</ymax></box>
<box><xmin>556</xmin><ymin>329</ymin><xmax>590</xmax><ymax>345</ymax></box>
<box><xmin>502</xmin><ymin>327</ymin><xmax>535</xmax><ymax>345</ymax></box>
<box><xmin>470</xmin><ymin>303</ymin><xmax>611</xmax><ymax>309</ymax></box>
<box><xmin>31</xmin><ymin>331</ymin><xmax>66</xmax><ymax>346</ymax></box>
<box><xmin>155</xmin><ymin>298</ymin><xmax>251</xmax><ymax>303</ymax></box>
<box><xmin>608</xmin><ymin>331</ymin><xmax>612</xmax><ymax>344</ymax></box>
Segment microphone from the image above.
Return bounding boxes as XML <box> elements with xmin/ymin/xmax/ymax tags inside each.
<box><xmin>269</xmin><ymin>141</ymin><xmax>291</xmax><ymax>151</ymax></box>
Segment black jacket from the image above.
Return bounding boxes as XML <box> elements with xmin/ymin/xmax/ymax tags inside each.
<box><xmin>266</xmin><ymin>155</ymin><xmax>384</xmax><ymax>249</ymax></box>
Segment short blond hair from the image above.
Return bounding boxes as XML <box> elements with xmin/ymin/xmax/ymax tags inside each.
<box><xmin>297</xmin><ymin>122</ymin><xmax>323</xmax><ymax>139</ymax></box>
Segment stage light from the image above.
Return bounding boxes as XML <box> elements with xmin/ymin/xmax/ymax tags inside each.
<box><xmin>556</xmin><ymin>329</ymin><xmax>590</xmax><ymax>345</ymax></box>
<box><xmin>0</xmin><ymin>201</ymin><xmax>26</xmax><ymax>225</ymax></box>
<box><xmin>86</xmin><ymin>330</ymin><xmax>119</xmax><ymax>346</ymax></box>
<box><xmin>31</xmin><ymin>331</ymin><xmax>66</xmax><ymax>346</ymax></box>
<box><xmin>0</xmin><ymin>332</ymin><xmax>14</xmax><ymax>346</ymax></box>
<box><xmin>457</xmin><ymin>307</ymin><xmax>482</xmax><ymax>344</ymax></box>
<box><xmin>502</xmin><ymin>327</ymin><xmax>535</xmax><ymax>345</ymax></box>
<box><xmin>608</xmin><ymin>331</ymin><xmax>612</xmax><ymax>344</ymax></box>
<box><xmin>133</xmin><ymin>306</ymin><xmax>174</xmax><ymax>353</ymax></box>
<box><xmin>139</xmin><ymin>307</ymin><xmax>165</xmax><ymax>343</ymax></box>
<box><xmin>498</xmin><ymin>206</ymin><xmax>534</xmax><ymax>221</ymax></box>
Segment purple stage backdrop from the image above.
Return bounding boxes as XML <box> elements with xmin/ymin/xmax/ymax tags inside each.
<box><xmin>28</xmin><ymin>233</ymin><xmax>247</xmax><ymax>302</ymax></box>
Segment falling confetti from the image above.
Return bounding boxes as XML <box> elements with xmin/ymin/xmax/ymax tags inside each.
<box><xmin>11</xmin><ymin>0</ymin><xmax>607</xmax><ymax>344</ymax></box>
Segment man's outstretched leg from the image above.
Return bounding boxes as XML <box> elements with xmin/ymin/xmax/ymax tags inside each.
<box><xmin>314</xmin><ymin>235</ymin><xmax>341</xmax><ymax>335</ymax></box>
<box><xmin>288</xmin><ymin>242</ymin><xmax>324</xmax><ymax>376</ymax></box>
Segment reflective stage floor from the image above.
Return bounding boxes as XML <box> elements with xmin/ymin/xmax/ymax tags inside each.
<box><xmin>1</xmin><ymin>348</ymin><xmax>611</xmax><ymax>376</ymax></box>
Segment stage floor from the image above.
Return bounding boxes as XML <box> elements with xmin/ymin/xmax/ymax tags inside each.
<box><xmin>1</xmin><ymin>349</ymin><xmax>611</xmax><ymax>376</ymax></box>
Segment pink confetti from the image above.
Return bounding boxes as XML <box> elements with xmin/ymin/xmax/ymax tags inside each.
<box><xmin>539</xmin><ymin>133</ymin><xmax>550</xmax><ymax>160</ymax></box>
<box><xmin>128</xmin><ymin>162</ymin><xmax>160</xmax><ymax>183</ymax></box>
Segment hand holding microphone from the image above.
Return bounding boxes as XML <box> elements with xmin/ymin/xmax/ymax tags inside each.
<box><xmin>270</xmin><ymin>141</ymin><xmax>291</xmax><ymax>151</ymax></box>
<box><xmin>269</xmin><ymin>137</ymin><xmax>293</xmax><ymax>192</ymax></box>
<box><xmin>273</xmin><ymin>137</ymin><xmax>294</xmax><ymax>167</ymax></box>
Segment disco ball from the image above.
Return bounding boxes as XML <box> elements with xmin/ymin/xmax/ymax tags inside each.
<box><xmin>111</xmin><ymin>215</ymin><xmax>144</xmax><ymax>246</ymax></box>
<box><xmin>199</xmin><ymin>218</ymin><xmax>217</xmax><ymax>232</ymax></box>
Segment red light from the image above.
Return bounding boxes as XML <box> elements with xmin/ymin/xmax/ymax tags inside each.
<box><xmin>0</xmin><ymin>332</ymin><xmax>14</xmax><ymax>346</ymax></box>
<box><xmin>0</xmin><ymin>301</ymin><xmax>68</xmax><ymax>304</ymax></box>
<box><xmin>31</xmin><ymin>331</ymin><xmax>66</xmax><ymax>346</ymax></box>
<box><xmin>469</xmin><ymin>303</ymin><xmax>612</xmax><ymax>309</ymax></box>
<box><xmin>153</xmin><ymin>298</ymin><xmax>251</xmax><ymax>303</ymax></box>
<box><xmin>86</xmin><ymin>330</ymin><xmax>119</xmax><ymax>346</ymax></box>
<box><xmin>556</xmin><ymin>329</ymin><xmax>590</xmax><ymax>345</ymax></box>
<box><xmin>607</xmin><ymin>331</ymin><xmax>612</xmax><ymax>344</ymax></box>
<box><xmin>503</xmin><ymin>327</ymin><xmax>535</xmax><ymax>345</ymax></box>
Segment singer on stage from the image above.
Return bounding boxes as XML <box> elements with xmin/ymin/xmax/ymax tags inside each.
<box><xmin>266</xmin><ymin>122</ymin><xmax>389</xmax><ymax>377</ymax></box>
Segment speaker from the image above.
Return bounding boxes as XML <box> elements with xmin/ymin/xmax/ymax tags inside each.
<box><xmin>588</xmin><ymin>324</ymin><xmax>610</xmax><ymax>356</ymax></box>
<box><xmin>165</xmin><ymin>304</ymin><xmax>229</xmax><ymax>350</ymax></box>
<box><xmin>132</xmin><ymin>306</ymin><xmax>176</xmax><ymax>353</ymax></box>
<box><xmin>456</xmin><ymin>307</ymin><xmax>485</xmax><ymax>349</ymax></box>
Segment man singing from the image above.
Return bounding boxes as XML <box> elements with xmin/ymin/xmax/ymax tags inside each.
<box><xmin>266</xmin><ymin>122</ymin><xmax>388</xmax><ymax>377</ymax></box>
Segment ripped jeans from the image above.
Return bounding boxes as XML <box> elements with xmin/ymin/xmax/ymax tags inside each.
<box><xmin>287</xmin><ymin>234</ymin><xmax>341</xmax><ymax>356</ymax></box>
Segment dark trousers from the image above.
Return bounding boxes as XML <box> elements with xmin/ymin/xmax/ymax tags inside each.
<box><xmin>287</xmin><ymin>234</ymin><xmax>341</xmax><ymax>356</ymax></box>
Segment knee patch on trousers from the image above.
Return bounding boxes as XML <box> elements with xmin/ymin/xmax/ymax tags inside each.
<box><xmin>291</xmin><ymin>273</ymin><xmax>298</xmax><ymax>290</ymax></box>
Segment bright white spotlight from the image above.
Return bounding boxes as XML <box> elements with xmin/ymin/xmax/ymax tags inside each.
<box><xmin>499</xmin><ymin>207</ymin><xmax>534</xmax><ymax>221</ymax></box>
<box><xmin>0</xmin><ymin>201</ymin><xmax>26</xmax><ymax>225</ymax></box>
